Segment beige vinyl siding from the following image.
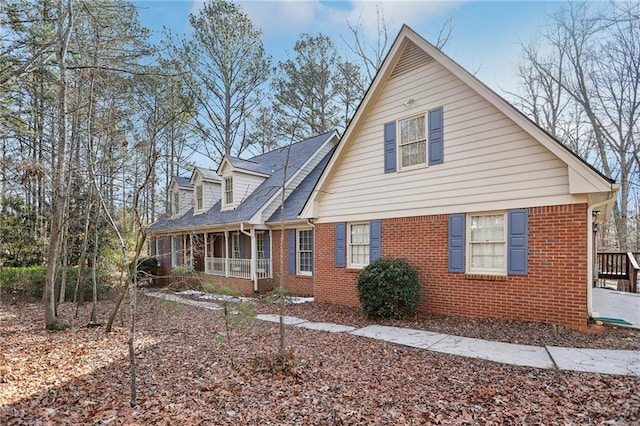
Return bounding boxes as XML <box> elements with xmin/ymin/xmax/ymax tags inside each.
<box><xmin>202</xmin><ymin>182</ymin><xmax>220</xmax><ymax>211</ymax></box>
<box><xmin>192</xmin><ymin>172</ymin><xmax>221</xmax><ymax>214</ymax></box>
<box><xmin>260</xmin><ymin>142</ymin><xmax>334</xmax><ymax>223</ymax></box>
<box><xmin>233</xmin><ymin>172</ymin><xmax>265</xmax><ymax>204</ymax></box>
<box><xmin>177</xmin><ymin>189</ymin><xmax>193</xmax><ymax>216</ymax></box>
<box><xmin>315</xmin><ymin>59</ymin><xmax>575</xmax><ymax>223</ymax></box>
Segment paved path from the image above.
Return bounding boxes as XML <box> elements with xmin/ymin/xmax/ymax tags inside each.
<box><xmin>593</xmin><ymin>287</ymin><xmax>640</xmax><ymax>328</ymax></box>
<box><xmin>146</xmin><ymin>292</ymin><xmax>640</xmax><ymax>377</ymax></box>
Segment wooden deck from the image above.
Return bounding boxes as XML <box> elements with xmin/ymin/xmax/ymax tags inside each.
<box><xmin>596</xmin><ymin>252</ymin><xmax>639</xmax><ymax>293</ymax></box>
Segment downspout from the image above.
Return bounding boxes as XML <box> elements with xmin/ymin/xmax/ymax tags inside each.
<box><xmin>586</xmin><ymin>189</ymin><xmax>617</xmax><ymax>319</ymax></box>
<box><xmin>240</xmin><ymin>223</ymin><xmax>258</xmax><ymax>293</ymax></box>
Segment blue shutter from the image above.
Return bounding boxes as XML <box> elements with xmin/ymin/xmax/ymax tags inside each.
<box><xmin>310</xmin><ymin>230</ymin><xmax>314</xmax><ymax>273</ymax></box>
<box><xmin>288</xmin><ymin>229</ymin><xmax>296</xmax><ymax>275</ymax></box>
<box><xmin>384</xmin><ymin>122</ymin><xmax>396</xmax><ymax>173</ymax></box>
<box><xmin>370</xmin><ymin>220</ymin><xmax>382</xmax><ymax>262</ymax></box>
<box><xmin>507</xmin><ymin>209</ymin><xmax>528</xmax><ymax>275</ymax></box>
<box><xmin>428</xmin><ymin>106</ymin><xmax>444</xmax><ymax>165</ymax></box>
<box><xmin>448</xmin><ymin>214</ymin><xmax>465</xmax><ymax>273</ymax></box>
<box><xmin>264</xmin><ymin>232</ymin><xmax>270</xmax><ymax>259</ymax></box>
<box><xmin>335</xmin><ymin>222</ymin><xmax>346</xmax><ymax>268</ymax></box>
<box><xmin>239</xmin><ymin>233</ymin><xmax>245</xmax><ymax>258</ymax></box>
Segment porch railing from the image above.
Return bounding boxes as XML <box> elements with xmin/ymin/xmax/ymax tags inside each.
<box><xmin>204</xmin><ymin>257</ymin><xmax>272</xmax><ymax>280</ymax></box>
<box><xmin>596</xmin><ymin>252</ymin><xmax>639</xmax><ymax>293</ymax></box>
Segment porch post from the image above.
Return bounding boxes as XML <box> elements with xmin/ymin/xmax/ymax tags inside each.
<box><xmin>250</xmin><ymin>228</ymin><xmax>258</xmax><ymax>292</ymax></box>
<box><xmin>204</xmin><ymin>232</ymin><xmax>208</xmax><ymax>274</ymax></box>
<box><xmin>224</xmin><ymin>230</ymin><xmax>229</xmax><ymax>277</ymax></box>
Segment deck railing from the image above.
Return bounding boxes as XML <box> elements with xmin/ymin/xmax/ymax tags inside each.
<box><xmin>596</xmin><ymin>252</ymin><xmax>639</xmax><ymax>293</ymax></box>
<box><xmin>204</xmin><ymin>257</ymin><xmax>272</xmax><ymax>280</ymax></box>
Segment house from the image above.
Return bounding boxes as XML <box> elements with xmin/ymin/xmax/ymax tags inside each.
<box><xmin>300</xmin><ymin>26</ymin><xmax>618</xmax><ymax>329</ymax></box>
<box><xmin>147</xmin><ymin>130</ymin><xmax>338</xmax><ymax>295</ymax></box>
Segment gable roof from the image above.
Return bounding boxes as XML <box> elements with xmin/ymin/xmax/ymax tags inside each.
<box><xmin>171</xmin><ymin>175</ymin><xmax>193</xmax><ymax>190</ymax></box>
<box><xmin>191</xmin><ymin>167</ymin><xmax>220</xmax><ymax>184</ymax></box>
<box><xmin>217</xmin><ymin>156</ymin><xmax>270</xmax><ymax>178</ymax></box>
<box><xmin>301</xmin><ymin>25</ymin><xmax>616</xmax><ymax>218</ymax></box>
<box><xmin>148</xmin><ymin>130</ymin><xmax>338</xmax><ymax>234</ymax></box>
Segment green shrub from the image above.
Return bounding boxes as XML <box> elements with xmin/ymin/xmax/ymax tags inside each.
<box><xmin>0</xmin><ymin>266</ymin><xmax>110</xmax><ymax>302</ymax></box>
<box><xmin>356</xmin><ymin>257</ymin><xmax>422</xmax><ymax>319</ymax></box>
<box><xmin>131</xmin><ymin>257</ymin><xmax>159</xmax><ymax>280</ymax></box>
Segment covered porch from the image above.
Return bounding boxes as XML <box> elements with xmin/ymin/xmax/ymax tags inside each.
<box><xmin>200</xmin><ymin>229</ymin><xmax>272</xmax><ymax>283</ymax></box>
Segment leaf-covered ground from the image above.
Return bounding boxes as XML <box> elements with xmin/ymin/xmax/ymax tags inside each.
<box><xmin>1</xmin><ymin>293</ymin><xmax>639</xmax><ymax>425</ymax></box>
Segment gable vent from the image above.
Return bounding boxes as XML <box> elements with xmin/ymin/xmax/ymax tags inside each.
<box><xmin>390</xmin><ymin>41</ymin><xmax>433</xmax><ymax>79</ymax></box>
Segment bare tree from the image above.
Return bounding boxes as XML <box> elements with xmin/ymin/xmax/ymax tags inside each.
<box><xmin>343</xmin><ymin>5</ymin><xmax>391</xmax><ymax>83</ymax></box>
<box><xmin>344</xmin><ymin>7</ymin><xmax>454</xmax><ymax>83</ymax></box>
<box><xmin>44</xmin><ymin>0</ymin><xmax>74</xmax><ymax>330</ymax></box>
<box><xmin>514</xmin><ymin>2</ymin><xmax>640</xmax><ymax>250</ymax></box>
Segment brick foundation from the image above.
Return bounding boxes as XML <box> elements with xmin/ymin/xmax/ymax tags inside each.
<box><xmin>315</xmin><ymin>204</ymin><xmax>589</xmax><ymax>329</ymax></box>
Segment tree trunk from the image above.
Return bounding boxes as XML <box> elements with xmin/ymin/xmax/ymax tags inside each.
<box><xmin>45</xmin><ymin>0</ymin><xmax>73</xmax><ymax>330</ymax></box>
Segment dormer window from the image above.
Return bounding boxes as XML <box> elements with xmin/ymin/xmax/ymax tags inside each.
<box><xmin>224</xmin><ymin>177</ymin><xmax>234</xmax><ymax>207</ymax></box>
<box><xmin>195</xmin><ymin>184</ymin><xmax>203</xmax><ymax>212</ymax></box>
<box><xmin>172</xmin><ymin>191</ymin><xmax>180</xmax><ymax>215</ymax></box>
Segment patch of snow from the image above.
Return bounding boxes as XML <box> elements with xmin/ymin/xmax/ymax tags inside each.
<box><xmin>284</xmin><ymin>296</ymin><xmax>314</xmax><ymax>304</ymax></box>
<box><xmin>177</xmin><ymin>290</ymin><xmax>254</xmax><ymax>304</ymax></box>
<box><xmin>176</xmin><ymin>290</ymin><xmax>313</xmax><ymax>305</ymax></box>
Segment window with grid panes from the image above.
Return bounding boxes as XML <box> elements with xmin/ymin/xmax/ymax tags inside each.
<box><xmin>256</xmin><ymin>232</ymin><xmax>265</xmax><ymax>260</ymax></box>
<box><xmin>297</xmin><ymin>229</ymin><xmax>313</xmax><ymax>275</ymax></box>
<box><xmin>195</xmin><ymin>185</ymin><xmax>203</xmax><ymax>211</ymax></box>
<box><xmin>348</xmin><ymin>223</ymin><xmax>369</xmax><ymax>268</ymax></box>
<box><xmin>172</xmin><ymin>191</ymin><xmax>180</xmax><ymax>215</ymax></box>
<box><xmin>224</xmin><ymin>177</ymin><xmax>233</xmax><ymax>206</ymax></box>
<box><xmin>231</xmin><ymin>232</ymin><xmax>240</xmax><ymax>259</ymax></box>
<box><xmin>399</xmin><ymin>115</ymin><xmax>426</xmax><ymax>168</ymax></box>
<box><xmin>468</xmin><ymin>213</ymin><xmax>506</xmax><ymax>274</ymax></box>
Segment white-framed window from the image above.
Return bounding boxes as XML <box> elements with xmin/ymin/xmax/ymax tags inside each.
<box><xmin>195</xmin><ymin>184</ymin><xmax>203</xmax><ymax>212</ymax></box>
<box><xmin>399</xmin><ymin>114</ymin><xmax>426</xmax><ymax>168</ymax></box>
<box><xmin>231</xmin><ymin>232</ymin><xmax>240</xmax><ymax>259</ymax></box>
<box><xmin>256</xmin><ymin>232</ymin><xmax>266</xmax><ymax>272</ymax></box>
<box><xmin>172</xmin><ymin>191</ymin><xmax>180</xmax><ymax>215</ymax></box>
<box><xmin>224</xmin><ymin>177</ymin><xmax>234</xmax><ymax>207</ymax></box>
<box><xmin>468</xmin><ymin>212</ymin><xmax>506</xmax><ymax>274</ymax></box>
<box><xmin>348</xmin><ymin>222</ymin><xmax>370</xmax><ymax>268</ymax></box>
<box><xmin>256</xmin><ymin>232</ymin><xmax>265</xmax><ymax>260</ymax></box>
<box><xmin>297</xmin><ymin>229</ymin><xmax>313</xmax><ymax>275</ymax></box>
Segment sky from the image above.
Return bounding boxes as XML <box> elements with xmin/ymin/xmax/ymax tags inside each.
<box><xmin>132</xmin><ymin>0</ymin><xmax>570</xmax><ymax>97</ymax></box>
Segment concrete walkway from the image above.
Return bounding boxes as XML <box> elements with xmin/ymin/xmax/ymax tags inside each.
<box><xmin>593</xmin><ymin>287</ymin><xmax>640</xmax><ymax>328</ymax></box>
<box><xmin>146</xmin><ymin>292</ymin><xmax>640</xmax><ymax>377</ymax></box>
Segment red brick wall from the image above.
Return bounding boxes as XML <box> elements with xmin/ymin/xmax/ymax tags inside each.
<box><xmin>315</xmin><ymin>204</ymin><xmax>589</xmax><ymax>329</ymax></box>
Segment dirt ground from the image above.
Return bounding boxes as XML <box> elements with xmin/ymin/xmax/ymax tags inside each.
<box><xmin>1</xmin><ymin>293</ymin><xmax>638</xmax><ymax>424</ymax></box>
